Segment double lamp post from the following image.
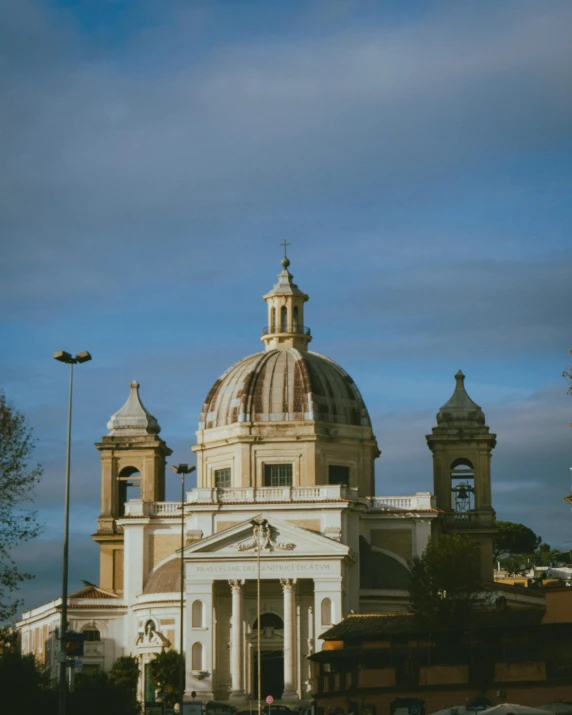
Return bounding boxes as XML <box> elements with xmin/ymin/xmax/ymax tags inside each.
<box><xmin>170</xmin><ymin>464</ymin><xmax>196</xmax><ymax>715</ymax></box>
<box><xmin>53</xmin><ymin>350</ymin><xmax>92</xmax><ymax>715</ymax></box>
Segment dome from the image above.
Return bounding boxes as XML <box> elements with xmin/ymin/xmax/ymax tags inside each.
<box><xmin>143</xmin><ymin>558</ymin><xmax>180</xmax><ymax>595</ymax></box>
<box><xmin>199</xmin><ymin>348</ymin><xmax>371</xmax><ymax>430</ymax></box>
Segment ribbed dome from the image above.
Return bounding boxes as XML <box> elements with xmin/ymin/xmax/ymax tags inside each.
<box><xmin>199</xmin><ymin>349</ymin><xmax>371</xmax><ymax>430</ymax></box>
<box><xmin>144</xmin><ymin>558</ymin><xmax>180</xmax><ymax>595</ymax></box>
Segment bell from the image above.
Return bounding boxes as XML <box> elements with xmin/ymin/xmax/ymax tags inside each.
<box><xmin>457</xmin><ymin>486</ymin><xmax>468</xmax><ymax>500</ymax></box>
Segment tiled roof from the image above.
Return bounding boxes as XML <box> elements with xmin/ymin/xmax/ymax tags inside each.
<box><xmin>320</xmin><ymin>608</ymin><xmax>545</xmax><ymax>640</ymax></box>
<box><xmin>69</xmin><ymin>585</ymin><xmax>119</xmax><ymax>600</ymax></box>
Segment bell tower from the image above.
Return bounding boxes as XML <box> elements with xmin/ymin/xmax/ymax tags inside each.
<box><xmin>93</xmin><ymin>381</ymin><xmax>172</xmax><ymax>593</ymax></box>
<box><xmin>426</xmin><ymin>371</ymin><xmax>497</xmax><ymax>580</ymax></box>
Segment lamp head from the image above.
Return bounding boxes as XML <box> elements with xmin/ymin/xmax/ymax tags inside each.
<box><xmin>170</xmin><ymin>464</ymin><xmax>196</xmax><ymax>475</ymax></box>
<box><xmin>54</xmin><ymin>351</ymin><xmax>73</xmax><ymax>364</ymax></box>
<box><xmin>75</xmin><ymin>351</ymin><xmax>92</xmax><ymax>363</ymax></box>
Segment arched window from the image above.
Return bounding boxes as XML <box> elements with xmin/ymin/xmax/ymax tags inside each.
<box><xmin>293</xmin><ymin>307</ymin><xmax>299</xmax><ymax>331</ymax></box>
<box><xmin>192</xmin><ymin>600</ymin><xmax>203</xmax><ymax>628</ymax></box>
<box><xmin>321</xmin><ymin>598</ymin><xmax>332</xmax><ymax>626</ymax></box>
<box><xmin>271</xmin><ymin>308</ymin><xmax>276</xmax><ymax>333</ymax></box>
<box><xmin>118</xmin><ymin>466</ymin><xmax>141</xmax><ymax>516</ymax></box>
<box><xmin>252</xmin><ymin>613</ymin><xmax>284</xmax><ymax>631</ymax></box>
<box><xmin>281</xmin><ymin>306</ymin><xmax>288</xmax><ymax>332</ymax></box>
<box><xmin>191</xmin><ymin>642</ymin><xmax>203</xmax><ymax>670</ymax></box>
<box><xmin>82</xmin><ymin>626</ymin><xmax>101</xmax><ymax>642</ymax></box>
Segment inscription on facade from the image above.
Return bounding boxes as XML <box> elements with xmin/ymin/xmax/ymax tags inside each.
<box><xmin>192</xmin><ymin>562</ymin><xmax>332</xmax><ymax>575</ymax></box>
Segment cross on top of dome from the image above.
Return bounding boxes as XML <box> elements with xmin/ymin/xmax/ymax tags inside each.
<box><xmin>261</xmin><ymin>249</ymin><xmax>311</xmax><ymax>351</ymax></box>
<box><xmin>281</xmin><ymin>239</ymin><xmax>291</xmax><ymax>269</ymax></box>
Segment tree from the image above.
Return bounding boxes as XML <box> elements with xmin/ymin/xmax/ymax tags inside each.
<box><xmin>0</xmin><ymin>648</ymin><xmax>57</xmax><ymax>714</ymax></box>
<box><xmin>70</xmin><ymin>667</ymin><xmax>140</xmax><ymax>715</ymax></box>
<box><xmin>148</xmin><ymin>649</ymin><xmax>184</xmax><ymax>707</ymax></box>
<box><xmin>493</xmin><ymin>521</ymin><xmax>541</xmax><ymax>562</ymax></box>
<box><xmin>409</xmin><ymin>534</ymin><xmax>484</xmax><ymax>624</ymax></box>
<box><xmin>0</xmin><ymin>390</ymin><xmax>42</xmax><ymax>621</ymax></box>
<box><xmin>563</xmin><ymin>349</ymin><xmax>572</xmax><ymax>397</ymax></box>
<box><xmin>110</xmin><ymin>655</ymin><xmax>140</xmax><ymax>711</ymax></box>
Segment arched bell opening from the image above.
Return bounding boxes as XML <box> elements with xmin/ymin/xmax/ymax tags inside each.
<box><xmin>117</xmin><ymin>466</ymin><xmax>142</xmax><ymax>516</ymax></box>
<box><xmin>450</xmin><ymin>458</ymin><xmax>475</xmax><ymax>515</ymax></box>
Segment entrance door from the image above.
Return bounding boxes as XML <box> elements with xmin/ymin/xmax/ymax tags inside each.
<box><xmin>144</xmin><ymin>662</ymin><xmax>155</xmax><ymax>702</ymax></box>
<box><xmin>253</xmin><ymin>650</ymin><xmax>284</xmax><ymax>701</ymax></box>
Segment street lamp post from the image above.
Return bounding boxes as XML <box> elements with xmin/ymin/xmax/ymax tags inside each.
<box><xmin>250</xmin><ymin>517</ymin><xmax>267</xmax><ymax>715</ymax></box>
<box><xmin>170</xmin><ymin>464</ymin><xmax>196</xmax><ymax>715</ymax></box>
<box><xmin>54</xmin><ymin>350</ymin><xmax>92</xmax><ymax>715</ymax></box>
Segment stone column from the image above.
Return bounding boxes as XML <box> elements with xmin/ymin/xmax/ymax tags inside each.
<box><xmin>228</xmin><ymin>579</ymin><xmax>245</xmax><ymax>700</ymax></box>
<box><xmin>281</xmin><ymin>578</ymin><xmax>297</xmax><ymax>701</ymax></box>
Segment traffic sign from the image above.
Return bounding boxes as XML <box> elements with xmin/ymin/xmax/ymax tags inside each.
<box><xmin>266</xmin><ymin>696</ymin><xmax>274</xmax><ymax>705</ymax></box>
<box><xmin>65</xmin><ymin>632</ymin><xmax>85</xmax><ymax>657</ymax></box>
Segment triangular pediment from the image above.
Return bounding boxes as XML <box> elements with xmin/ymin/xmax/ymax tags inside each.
<box><xmin>181</xmin><ymin>514</ymin><xmax>351</xmax><ymax>560</ymax></box>
<box><xmin>69</xmin><ymin>584</ymin><xmax>119</xmax><ymax>600</ymax></box>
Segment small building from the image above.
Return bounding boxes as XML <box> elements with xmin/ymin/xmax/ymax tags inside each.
<box><xmin>311</xmin><ymin>588</ymin><xmax>572</xmax><ymax>715</ymax></box>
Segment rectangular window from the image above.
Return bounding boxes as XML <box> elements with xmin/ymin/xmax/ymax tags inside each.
<box><xmin>215</xmin><ymin>468</ymin><xmax>231</xmax><ymax>489</ymax></box>
<box><xmin>328</xmin><ymin>465</ymin><xmax>350</xmax><ymax>485</ymax></box>
<box><xmin>264</xmin><ymin>463</ymin><xmax>292</xmax><ymax>487</ymax></box>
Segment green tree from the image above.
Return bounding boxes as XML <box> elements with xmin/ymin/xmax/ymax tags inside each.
<box><xmin>70</xmin><ymin>667</ymin><xmax>140</xmax><ymax>715</ymax></box>
<box><xmin>148</xmin><ymin>649</ymin><xmax>184</xmax><ymax>707</ymax></box>
<box><xmin>110</xmin><ymin>655</ymin><xmax>140</xmax><ymax>711</ymax></box>
<box><xmin>0</xmin><ymin>389</ymin><xmax>42</xmax><ymax>621</ymax></box>
<box><xmin>493</xmin><ymin>521</ymin><xmax>541</xmax><ymax>562</ymax></box>
<box><xmin>0</xmin><ymin>648</ymin><xmax>57</xmax><ymax>713</ymax></box>
<box><xmin>409</xmin><ymin>534</ymin><xmax>484</xmax><ymax>624</ymax></box>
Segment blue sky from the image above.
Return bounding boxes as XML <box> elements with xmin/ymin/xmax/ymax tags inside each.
<box><xmin>1</xmin><ymin>0</ymin><xmax>571</xmax><ymax>615</ymax></box>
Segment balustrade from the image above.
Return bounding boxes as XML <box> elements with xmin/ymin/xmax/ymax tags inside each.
<box><xmin>124</xmin><ymin>488</ymin><xmax>434</xmax><ymax>516</ymax></box>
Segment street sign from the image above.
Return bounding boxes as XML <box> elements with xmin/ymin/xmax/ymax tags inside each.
<box><xmin>65</xmin><ymin>632</ymin><xmax>85</xmax><ymax>657</ymax></box>
<box><xmin>266</xmin><ymin>696</ymin><xmax>274</xmax><ymax>705</ymax></box>
<box><xmin>74</xmin><ymin>658</ymin><xmax>82</xmax><ymax>671</ymax></box>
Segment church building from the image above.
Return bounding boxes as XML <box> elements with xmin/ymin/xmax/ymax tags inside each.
<box><xmin>17</xmin><ymin>257</ymin><xmax>498</xmax><ymax>705</ymax></box>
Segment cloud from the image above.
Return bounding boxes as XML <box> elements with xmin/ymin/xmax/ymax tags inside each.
<box><xmin>1</xmin><ymin>0</ymin><xmax>572</xmax><ymax>316</ymax></box>
<box><xmin>1</xmin><ymin>0</ymin><xmax>571</xmax><ymax>616</ymax></box>
<box><xmin>12</xmin><ymin>537</ymin><xmax>99</xmax><ymax>615</ymax></box>
<box><xmin>321</xmin><ymin>254</ymin><xmax>572</xmax><ymax>366</ymax></box>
